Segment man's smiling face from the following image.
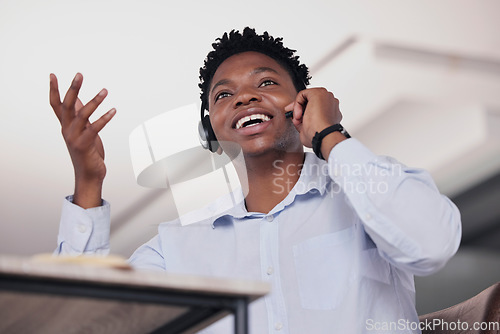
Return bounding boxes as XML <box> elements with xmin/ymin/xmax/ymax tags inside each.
<box><xmin>208</xmin><ymin>51</ymin><xmax>303</xmax><ymax>158</ymax></box>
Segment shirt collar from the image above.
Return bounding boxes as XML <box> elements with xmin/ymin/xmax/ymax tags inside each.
<box><xmin>177</xmin><ymin>187</ymin><xmax>250</xmax><ymax>227</ymax></box>
<box><xmin>181</xmin><ymin>152</ymin><xmax>330</xmax><ymax>228</ymax></box>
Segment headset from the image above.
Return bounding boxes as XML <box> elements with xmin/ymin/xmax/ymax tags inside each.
<box><xmin>198</xmin><ymin>100</ymin><xmax>220</xmax><ymax>153</ymax></box>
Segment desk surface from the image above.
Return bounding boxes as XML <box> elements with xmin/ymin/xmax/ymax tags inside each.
<box><xmin>0</xmin><ymin>255</ymin><xmax>269</xmax><ymax>334</ymax></box>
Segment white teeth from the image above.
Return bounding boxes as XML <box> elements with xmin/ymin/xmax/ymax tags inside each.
<box><xmin>235</xmin><ymin>114</ymin><xmax>271</xmax><ymax>129</ymax></box>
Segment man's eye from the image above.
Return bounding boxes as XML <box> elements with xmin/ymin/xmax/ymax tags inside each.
<box><xmin>260</xmin><ymin>80</ymin><xmax>277</xmax><ymax>87</ymax></box>
<box><xmin>215</xmin><ymin>92</ymin><xmax>231</xmax><ymax>101</ymax></box>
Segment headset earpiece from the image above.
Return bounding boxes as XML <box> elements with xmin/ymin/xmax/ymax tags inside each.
<box><xmin>198</xmin><ymin>105</ymin><xmax>220</xmax><ymax>153</ymax></box>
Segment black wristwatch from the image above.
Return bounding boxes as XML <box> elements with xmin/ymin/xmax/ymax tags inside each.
<box><xmin>312</xmin><ymin>124</ymin><xmax>351</xmax><ymax>160</ymax></box>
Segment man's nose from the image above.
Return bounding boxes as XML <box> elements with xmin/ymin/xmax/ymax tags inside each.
<box><xmin>234</xmin><ymin>87</ymin><xmax>261</xmax><ymax>108</ymax></box>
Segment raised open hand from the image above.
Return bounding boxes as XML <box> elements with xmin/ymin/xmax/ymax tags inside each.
<box><xmin>49</xmin><ymin>73</ymin><xmax>116</xmax><ymax>208</ymax></box>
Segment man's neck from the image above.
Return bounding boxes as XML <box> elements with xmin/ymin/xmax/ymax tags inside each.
<box><xmin>234</xmin><ymin>150</ymin><xmax>305</xmax><ymax>214</ymax></box>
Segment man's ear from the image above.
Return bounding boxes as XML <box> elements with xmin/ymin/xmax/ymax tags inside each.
<box><xmin>216</xmin><ymin>145</ymin><xmax>223</xmax><ymax>155</ymax></box>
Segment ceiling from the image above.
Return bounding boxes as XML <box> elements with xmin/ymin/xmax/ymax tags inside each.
<box><xmin>1</xmin><ymin>0</ymin><xmax>499</xmax><ymax>315</ymax></box>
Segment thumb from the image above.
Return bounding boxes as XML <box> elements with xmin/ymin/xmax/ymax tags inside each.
<box><xmin>284</xmin><ymin>101</ymin><xmax>294</xmax><ymax>112</ymax></box>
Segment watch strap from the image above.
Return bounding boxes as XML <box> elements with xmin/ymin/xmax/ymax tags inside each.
<box><xmin>312</xmin><ymin>124</ymin><xmax>350</xmax><ymax>160</ymax></box>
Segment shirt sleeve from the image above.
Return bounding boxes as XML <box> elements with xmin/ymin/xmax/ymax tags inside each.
<box><xmin>128</xmin><ymin>235</ymin><xmax>166</xmax><ymax>271</ymax></box>
<box><xmin>54</xmin><ymin>196</ymin><xmax>166</xmax><ymax>272</ymax></box>
<box><xmin>327</xmin><ymin>138</ymin><xmax>462</xmax><ymax>276</ymax></box>
<box><xmin>54</xmin><ymin>195</ymin><xmax>111</xmax><ymax>255</ymax></box>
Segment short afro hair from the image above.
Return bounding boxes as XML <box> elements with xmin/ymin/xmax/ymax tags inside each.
<box><xmin>199</xmin><ymin>27</ymin><xmax>311</xmax><ymax>111</ymax></box>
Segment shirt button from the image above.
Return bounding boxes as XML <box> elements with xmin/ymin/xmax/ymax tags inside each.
<box><xmin>77</xmin><ymin>224</ymin><xmax>87</xmax><ymax>233</ymax></box>
<box><xmin>275</xmin><ymin>322</ymin><xmax>283</xmax><ymax>331</ymax></box>
<box><xmin>365</xmin><ymin>213</ymin><xmax>372</xmax><ymax>220</ymax></box>
<box><xmin>266</xmin><ymin>215</ymin><xmax>274</xmax><ymax>222</ymax></box>
<box><xmin>266</xmin><ymin>266</ymin><xmax>274</xmax><ymax>275</ymax></box>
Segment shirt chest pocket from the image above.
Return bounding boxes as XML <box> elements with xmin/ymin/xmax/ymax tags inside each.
<box><xmin>293</xmin><ymin>226</ymin><xmax>356</xmax><ymax>310</ymax></box>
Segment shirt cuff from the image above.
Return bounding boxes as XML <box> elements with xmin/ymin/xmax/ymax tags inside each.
<box><xmin>57</xmin><ymin>196</ymin><xmax>111</xmax><ymax>254</ymax></box>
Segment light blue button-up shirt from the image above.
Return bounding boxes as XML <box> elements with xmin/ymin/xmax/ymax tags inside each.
<box><xmin>56</xmin><ymin>138</ymin><xmax>461</xmax><ymax>333</ymax></box>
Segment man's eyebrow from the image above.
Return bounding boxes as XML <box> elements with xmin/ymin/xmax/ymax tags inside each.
<box><xmin>211</xmin><ymin>79</ymin><xmax>231</xmax><ymax>95</ymax></box>
<box><xmin>210</xmin><ymin>67</ymin><xmax>280</xmax><ymax>95</ymax></box>
<box><xmin>252</xmin><ymin>66</ymin><xmax>279</xmax><ymax>75</ymax></box>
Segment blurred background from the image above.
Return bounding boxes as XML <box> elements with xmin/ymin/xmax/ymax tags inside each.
<box><xmin>0</xmin><ymin>0</ymin><xmax>499</xmax><ymax>315</ymax></box>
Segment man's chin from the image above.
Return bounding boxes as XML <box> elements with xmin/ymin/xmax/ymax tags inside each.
<box><xmin>219</xmin><ymin>136</ymin><xmax>301</xmax><ymax>160</ymax></box>
<box><xmin>240</xmin><ymin>144</ymin><xmax>296</xmax><ymax>160</ymax></box>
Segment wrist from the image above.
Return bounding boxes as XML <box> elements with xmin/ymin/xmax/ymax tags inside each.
<box><xmin>320</xmin><ymin>131</ymin><xmax>347</xmax><ymax>161</ymax></box>
<box><xmin>311</xmin><ymin>124</ymin><xmax>350</xmax><ymax>161</ymax></box>
<box><xmin>74</xmin><ymin>178</ymin><xmax>103</xmax><ymax>209</ymax></box>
